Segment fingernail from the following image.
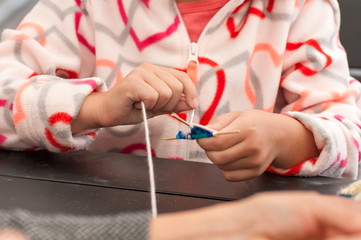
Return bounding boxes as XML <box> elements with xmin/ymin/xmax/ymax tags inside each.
<box><xmin>192</xmin><ymin>98</ymin><xmax>199</xmax><ymax>108</ymax></box>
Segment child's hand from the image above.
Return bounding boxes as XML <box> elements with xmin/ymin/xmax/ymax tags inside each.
<box><xmin>197</xmin><ymin>110</ymin><xmax>319</xmax><ymax>181</ymax></box>
<box><xmin>71</xmin><ymin>63</ymin><xmax>198</xmax><ymax>133</ymax></box>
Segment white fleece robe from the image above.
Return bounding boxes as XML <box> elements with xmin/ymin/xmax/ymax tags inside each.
<box><xmin>0</xmin><ymin>0</ymin><xmax>361</xmax><ymax>179</ymax></box>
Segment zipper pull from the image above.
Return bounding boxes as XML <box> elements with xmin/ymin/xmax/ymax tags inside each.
<box><xmin>187</xmin><ymin>42</ymin><xmax>199</xmax><ymax>65</ymax></box>
<box><xmin>186</xmin><ymin>42</ymin><xmax>199</xmax><ymax>87</ymax></box>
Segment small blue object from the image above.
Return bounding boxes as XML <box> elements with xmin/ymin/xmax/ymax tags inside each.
<box><xmin>176</xmin><ymin>131</ymin><xmax>187</xmax><ymax>139</ymax></box>
<box><xmin>337</xmin><ymin>179</ymin><xmax>361</xmax><ymax>201</ymax></box>
<box><xmin>175</xmin><ymin>126</ymin><xmax>214</xmax><ymax>140</ymax></box>
<box><xmin>338</xmin><ymin>193</ymin><xmax>353</xmax><ymax>199</ymax></box>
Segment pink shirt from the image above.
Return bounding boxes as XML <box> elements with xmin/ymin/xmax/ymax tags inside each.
<box><xmin>177</xmin><ymin>0</ymin><xmax>230</xmax><ymax>42</ymax></box>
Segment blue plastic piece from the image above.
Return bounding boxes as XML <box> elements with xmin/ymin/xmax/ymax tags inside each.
<box><xmin>175</xmin><ymin>126</ymin><xmax>214</xmax><ymax>140</ymax></box>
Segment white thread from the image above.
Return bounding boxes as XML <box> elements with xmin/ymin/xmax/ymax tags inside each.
<box><xmin>141</xmin><ymin>101</ymin><xmax>157</xmax><ymax>218</ymax></box>
<box><xmin>189</xmin><ymin>109</ymin><xmax>195</xmax><ymax>125</ymax></box>
<box><xmin>184</xmin><ymin>109</ymin><xmax>195</xmax><ymax>160</ymax></box>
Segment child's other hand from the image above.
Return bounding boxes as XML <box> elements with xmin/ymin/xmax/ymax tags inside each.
<box><xmin>72</xmin><ymin>63</ymin><xmax>198</xmax><ymax>133</ymax></box>
<box><xmin>197</xmin><ymin>110</ymin><xmax>318</xmax><ymax>181</ymax></box>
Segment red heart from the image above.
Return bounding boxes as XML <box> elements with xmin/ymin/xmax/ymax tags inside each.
<box><xmin>198</xmin><ymin>57</ymin><xmax>226</xmax><ymax>125</ymax></box>
<box><xmin>227</xmin><ymin>0</ymin><xmax>265</xmax><ymax>38</ymax></box>
<box><xmin>0</xmin><ymin>135</ymin><xmax>6</xmax><ymax>145</ymax></box>
<box><xmin>172</xmin><ymin>57</ymin><xmax>226</xmax><ymax>126</ymax></box>
<box><xmin>117</xmin><ymin>0</ymin><xmax>180</xmax><ymax>51</ymax></box>
<box><xmin>121</xmin><ymin>143</ymin><xmax>156</xmax><ymax>157</ymax></box>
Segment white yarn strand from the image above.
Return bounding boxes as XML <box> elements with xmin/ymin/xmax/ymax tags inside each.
<box><xmin>189</xmin><ymin>109</ymin><xmax>195</xmax><ymax>125</ymax></box>
<box><xmin>184</xmin><ymin>109</ymin><xmax>195</xmax><ymax>160</ymax></box>
<box><xmin>141</xmin><ymin>101</ymin><xmax>158</xmax><ymax>218</ymax></box>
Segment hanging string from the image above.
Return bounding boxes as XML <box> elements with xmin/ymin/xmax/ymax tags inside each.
<box><xmin>185</xmin><ymin>59</ymin><xmax>198</xmax><ymax>160</ymax></box>
<box><xmin>141</xmin><ymin>101</ymin><xmax>157</xmax><ymax>218</ymax></box>
<box><xmin>184</xmin><ymin>109</ymin><xmax>194</xmax><ymax>160</ymax></box>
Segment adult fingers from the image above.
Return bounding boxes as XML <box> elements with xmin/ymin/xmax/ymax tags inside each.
<box><xmin>310</xmin><ymin>195</ymin><xmax>361</xmax><ymax>235</ymax></box>
<box><xmin>0</xmin><ymin>229</ymin><xmax>28</xmax><ymax>240</ymax></box>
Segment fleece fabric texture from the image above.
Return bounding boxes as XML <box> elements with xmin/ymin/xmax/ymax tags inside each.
<box><xmin>0</xmin><ymin>0</ymin><xmax>361</xmax><ymax>179</ymax></box>
<box><xmin>0</xmin><ymin>210</ymin><xmax>151</xmax><ymax>240</ymax></box>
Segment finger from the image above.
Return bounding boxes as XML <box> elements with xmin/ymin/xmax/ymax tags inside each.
<box><xmin>207</xmin><ymin>150</ymin><xmax>271</xmax><ymax>180</ymax></box>
<box><xmin>141</xmin><ymin>73</ymin><xmax>175</xmax><ymax>112</ymax></box>
<box><xmin>220</xmin><ymin>168</ymin><xmax>262</xmax><ymax>181</ymax></box>
<box><xmin>197</xmin><ymin>130</ymin><xmax>245</xmax><ymax>151</ymax></box>
<box><xmin>328</xmin><ymin>234</ymin><xmax>361</xmax><ymax>240</ymax></box>
<box><xmin>154</xmin><ymin>69</ymin><xmax>187</xmax><ymax>112</ymax></box>
<box><xmin>124</xmin><ymin>77</ymin><xmax>161</xmax><ymax>111</ymax></box>
<box><xmin>311</xmin><ymin>196</ymin><xmax>361</xmax><ymax>234</ymax></box>
<box><xmin>216</xmin><ymin>154</ymin><xmax>265</xmax><ymax>172</ymax></box>
<box><xmin>214</xmin><ymin>141</ymin><xmax>275</xmax><ymax>172</ymax></box>
<box><xmin>165</xmin><ymin>68</ymin><xmax>198</xmax><ymax>109</ymax></box>
<box><xmin>246</xmin><ymin>192</ymin><xmax>361</xmax><ymax>239</ymax></box>
<box><xmin>204</xmin><ymin>141</ymin><xmax>249</xmax><ymax>166</ymax></box>
<box><xmin>172</xmin><ymin>98</ymin><xmax>195</xmax><ymax>113</ymax></box>
<box><xmin>0</xmin><ymin>229</ymin><xmax>28</xmax><ymax>240</ymax></box>
<box><xmin>197</xmin><ymin>113</ymin><xmax>245</xmax><ymax>151</ymax></box>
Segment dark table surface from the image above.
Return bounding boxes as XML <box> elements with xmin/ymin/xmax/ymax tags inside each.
<box><xmin>0</xmin><ymin>150</ymin><xmax>355</xmax><ymax>215</ymax></box>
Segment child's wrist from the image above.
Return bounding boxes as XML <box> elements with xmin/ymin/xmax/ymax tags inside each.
<box><xmin>272</xmin><ymin>114</ymin><xmax>318</xmax><ymax>169</ymax></box>
<box><xmin>71</xmin><ymin>92</ymin><xmax>104</xmax><ymax>134</ymax></box>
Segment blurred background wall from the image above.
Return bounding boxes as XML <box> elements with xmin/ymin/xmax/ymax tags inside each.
<box><xmin>0</xmin><ymin>0</ymin><xmax>37</xmax><ymax>30</ymax></box>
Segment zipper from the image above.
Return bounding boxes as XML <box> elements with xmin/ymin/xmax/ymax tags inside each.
<box><xmin>174</xmin><ymin>3</ymin><xmax>201</xmax><ymax>161</ymax></box>
<box><xmin>187</xmin><ymin>42</ymin><xmax>199</xmax><ymax>65</ymax></box>
<box><xmin>186</xmin><ymin>42</ymin><xmax>199</xmax><ymax>88</ymax></box>
<box><xmin>173</xmin><ymin>1</ymin><xmax>236</xmax><ymax>160</ymax></box>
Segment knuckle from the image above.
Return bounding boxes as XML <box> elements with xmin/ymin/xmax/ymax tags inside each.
<box><xmin>178</xmin><ymin>70</ymin><xmax>190</xmax><ymax>80</ymax></box>
<box><xmin>135</xmin><ymin>63</ymin><xmax>154</xmax><ymax>74</ymax></box>
<box><xmin>173</xmin><ymin>81</ymin><xmax>184</xmax><ymax>93</ymax></box>
<box><xmin>146</xmin><ymin>91</ymin><xmax>159</xmax><ymax>104</ymax></box>
<box><xmin>139</xmin><ymin>62</ymin><xmax>154</xmax><ymax>69</ymax></box>
<box><xmin>223</xmin><ymin>172</ymin><xmax>239</xmax><ymax>182</ymax></box>
<box><xmin>247</xmin><ymin>140</ymin><xmax>262</xmax><ymax>154</ymax></box>
<box><xmin>124</xmin><ymin>74</ymin><xmax>137</xmax><ymax>83</ymax></box>
<box><xmin>255</xmin><ymin>168</ymin><xmax>264</xmax><ymax>177</ymax></box>
<box><xmin>251</xmin><ymin>154</ymin><xmax>262</xmax><ymax>168</ymax></box>
<box><xmin>206</xmin><ymin>152</ymin><xmax>225</xmax><ymax>165</ymax></box>
<box><xmin>161</xmin><ymin>88</ymin><xmax>173</xmax><ymax>100</ymax></box>
<box><xmin>210</xmin><ymin>140</ymin><xmax>226</xmax><ymax>151</ymax></box>
<box><xmin>245</xmin><ymin>126</ymin><xmax>257</xmax><ymax>138</ymax></box>
<box><xmin>248</xmin><ymin>153</ymin><xmax>264</xmax><ymax>169</ymax></box>
<box><xmin>200</xmin><ymin>138</ymin><xmax>224</xmax><ymax>151</ymax></box>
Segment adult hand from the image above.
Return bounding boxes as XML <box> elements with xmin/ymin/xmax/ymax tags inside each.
<box><xmin>71</xmin><ymin>63</ymin><xmax>198</xmax><ymax>133</ymax></box>
<box><xmin>197</xmin><ymin>110</ymin><xmax>319</xmax><ymax>181</ymax></box>
<box><xmin>0</xmin><ymin>229</ymin><xmax>28</xmax><ymax>240</ymax></box>
<box><xmin>150</xmin><ymin>191</ymin><xmax>361</xmax><ymax>240</ymax></box>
